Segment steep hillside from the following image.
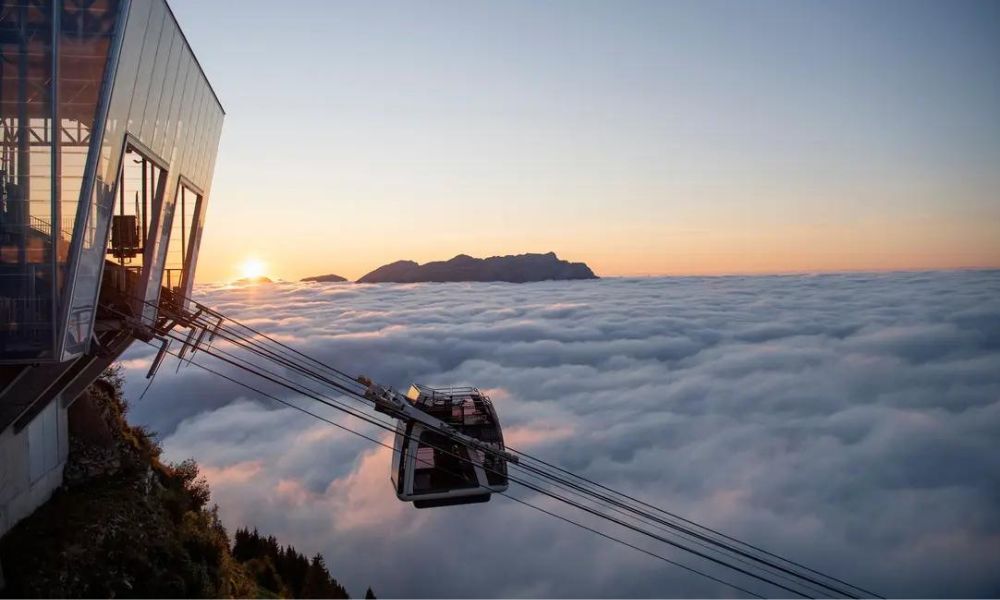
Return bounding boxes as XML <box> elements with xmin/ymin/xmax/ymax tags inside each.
<box><xmin>0</xmin><ymin>369</ymin><xmax>366</xmax><ymax>598</ymax></box>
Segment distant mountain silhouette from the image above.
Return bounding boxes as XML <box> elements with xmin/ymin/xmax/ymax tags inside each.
<box><xmin>233</xmin><ymin>276</ymin><xmax>273</xmax><ymax>285</ymax></box>
<box><xmin>301</xmin><ymin>273</ymin><xmax>347</xmax><ymax>283</ymax></box>
<box><xmin>357</xmin><ymin>252</ymin><xmax>597</xmax><ymax>283</ymax></box>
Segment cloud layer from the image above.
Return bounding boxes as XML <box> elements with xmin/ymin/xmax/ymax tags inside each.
<box><xmin>121</xmin><ymin>271</ymin><xmax>1000</xmax><ymax>598</ymax></box>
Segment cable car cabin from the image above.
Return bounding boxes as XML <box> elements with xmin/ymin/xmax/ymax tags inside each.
<box><xmin>391</xmin><ymin>385</ymin><xmax>509</xmax><ymax>508</ymax></box>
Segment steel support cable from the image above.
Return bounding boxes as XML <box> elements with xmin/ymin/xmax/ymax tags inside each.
<box><xmin>508</xmin><ymin>460</ymin><xmax>863</xmax><ymax>599</ymax></box>
<box><xmin>140</xmin><ymin>296</ymin><xmax>876</xmax><ymax>598</ymax></box>
<box><xmin>173</xmin><ymin>312</ymin><xmax>867</xmax><ymax>599</ymax></box>
<box><xmin>510</xmin><ymin>450</ymin><xmax>881</xmax><ymax>599</ymax></box>
<box><xmin>126</xmin><ymin>333</ymin><xmax>768</xmax><ymax>600</ymax></box>
<box><xmin>123</xmin><ymin>317</ymin><xmax>811</xmax><ymax>598</ymax></box>
<box><xmin>145</xmin><ymin>296</ymin><xmax>873</xmax><ymax>598</ymax></box>
<box><xmin>188</xmin><ymin>300</ymin><xmax>366</xmax><ymax>391</ymax></box>
<box><xmin>150</xmin><ymin>305</ymin><xmax>372</xmax><ymax>407</ymax></box>
<box><xmin>181</xmin><ymin>315</ymin><xmax>366</xmax><ymax>399</ymax></box>
<box><xmin>510</xmin><ymin>461</ymin><xmax>839</xmax><ymax>599</ymax></box>
<box><xmin>198</xmin><ymin>348</ymin><xmax>829</xmax><ymax>596</ymax></box>
<box><xmin>153</xmin><ymin>316</ymin><xmax>827</xmax><ymax>597</ymax></box>
<box><xmin>159</xmin><ymin>324</ymin><xmax>825</xmax><ymax>597</ymax></box>
<box><xmin>229</xmin><ymin>332</ymin><xmax>872</xmax><ymax>598</ymax></box>
<box><xmin>115</xmin><ymin>305</ymin><xmax>798</xmax><ymax>598</ymax></box>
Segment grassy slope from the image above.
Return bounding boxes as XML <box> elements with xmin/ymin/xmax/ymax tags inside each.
<box><xmin>0</xmin><ymin>373</ymin><xmax>361</xmax><ymax>598</ymax></box>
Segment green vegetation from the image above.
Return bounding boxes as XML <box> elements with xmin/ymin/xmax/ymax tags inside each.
<box><xmin>0</xmin><ymin>368</ymin><xmax>370</xmax><ymax>598</ymax></box>
<box><xmin>232</xmin><ymin>528</ymin><xmax>349</xmax><ymax>599</ymax></box>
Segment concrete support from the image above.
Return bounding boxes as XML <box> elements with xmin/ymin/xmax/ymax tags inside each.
<box><xmin>0</xmin><ymin>394</ymin><xmax>69</xmax><ymax>537</ymax></box>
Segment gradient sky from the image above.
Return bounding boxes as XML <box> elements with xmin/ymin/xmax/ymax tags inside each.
<box><xmin>168</xmin><ymin>0</ymin><xmax>1000</xmax><ymax>283</ymax></box>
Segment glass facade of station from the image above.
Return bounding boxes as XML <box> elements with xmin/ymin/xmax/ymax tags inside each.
<box><xmin>0</xmin><ymin>0</ymin><xmax>223</xmax><ymax>363</ymax></box>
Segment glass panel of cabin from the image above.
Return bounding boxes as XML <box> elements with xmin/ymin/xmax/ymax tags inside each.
<box><xmin>412</xmin><ymin>430</ymin><xmax>479</xmax><ymax>494</ymax></box>
<box><xmin>60</xmin><ymin>0</ymin><xmax>140</xmax><ymax>359</ymax></box>
<box><xmin>0</xmin><ymin>1</ymin><xmax>55</xmax><ymax>360</ymax></box>
<box><xmin>105</xmin><ymin>144</ymin><xmax>165</xmax><ymax>297</ymax></box>
<box><xmin>163</xmin><ymin>181</ymin><xmax>199</xmax><ymax>298</ymax></box>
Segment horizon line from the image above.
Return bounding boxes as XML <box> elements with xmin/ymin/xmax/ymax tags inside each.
<box><xmin>198</xmin><ymin>264</ymin><xmax>1000</xmax><ymax>286</ymax></box>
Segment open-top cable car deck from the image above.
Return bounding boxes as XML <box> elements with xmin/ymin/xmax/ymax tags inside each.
<box><xmin>391</xmin><ymin>385</ymin><xmax>509</xmax><ymax>508</ymax></box>
<box><xmin>360</xmin><ymin>380</ymin><xmax>515</xmax><ymax>508</ymax></box>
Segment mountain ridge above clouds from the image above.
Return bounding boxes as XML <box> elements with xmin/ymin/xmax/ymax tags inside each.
<box><xmin>301</xmin><ymin>273</ymin><xmax>348</xmax><ymax>283</ymax></box>
<box><xmin>233</xmin><ymin>276</ymin><xmax>273</xmax><ymax>285</ymax></box>
<box><xmin>355</xmin><ymin>251</ymin><xmax>598</xmax><ymax>283</ymax></box>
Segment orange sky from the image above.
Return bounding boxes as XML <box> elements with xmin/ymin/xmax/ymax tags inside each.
<box><xmin>195</xmin><ymin>152</ymin><xmax>1000</xmax><ymax>282</ymax></box>
<box><xmin>172</xmin><ymin>1</ymin><xmax>1000</xmax><ymax>284</ymax></box>
<box><xmin>200</xmin><ymin>207</ymin><xmax>1000</xmax><ymax>283</ymax></box>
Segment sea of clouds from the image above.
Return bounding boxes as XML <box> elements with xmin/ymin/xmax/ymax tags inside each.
<box><xmin>120</xmin><ymin>271</ymin><xmax>1000</xmax><ymax>598</ymax></box>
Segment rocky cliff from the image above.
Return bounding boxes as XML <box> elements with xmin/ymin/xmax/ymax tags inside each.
<box><xmin>357</xmin><ymin>252</ymin><xmax>597</xmax><ymax>283</ymax></box>
<box><xmin>301</xmin><ymin>273</ymin><xmax>347</xmax><ymax>283</ymax></box>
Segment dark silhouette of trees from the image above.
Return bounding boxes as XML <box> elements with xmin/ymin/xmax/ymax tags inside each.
<box><xmin>302</xmin><ymin>553</ymin><xmax>350</xmax><ymax>599</ymax></box>
<box><xmin>232</xmin><ymin>527</ymin><xmax>349</xmax><ymax>598</ymax></box>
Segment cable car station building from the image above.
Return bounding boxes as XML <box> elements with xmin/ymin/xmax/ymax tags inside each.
<box><xmin>0</xmin><ymin>0</ymin><xmax>223</xmax><ymax>535</ymax></box>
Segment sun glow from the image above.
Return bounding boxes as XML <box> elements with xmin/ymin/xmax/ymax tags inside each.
<box><xmin>239</xmin><ymin>258</ymin><xmax>267</xmax><ymax>280</ymax></box>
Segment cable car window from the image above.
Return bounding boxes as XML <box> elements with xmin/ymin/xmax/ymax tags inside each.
<box><xmin>393</xmin><ymin>425</ymin><xmax>408</xmax><ymax>493</ymax></box>
<box><xmin>412</xmin><ymin>430</ymin><xmax>478</xmax><ymax>494</ymax></box>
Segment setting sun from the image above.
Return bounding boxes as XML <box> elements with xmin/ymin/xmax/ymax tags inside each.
<box><xmin>239</xmin><ymin>258</ymin><xmax>267</xmax><ymax>280</ymax></box>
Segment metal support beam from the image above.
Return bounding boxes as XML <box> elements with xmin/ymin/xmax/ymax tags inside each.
<box><xmin>50</xmin><ymin>0</ymin><xmax>61</xmax><ymax>358</ymax></box>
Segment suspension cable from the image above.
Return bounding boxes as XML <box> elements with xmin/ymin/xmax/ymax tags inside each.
<box><xmin>129</xmin><ymin>333</ymin><xmax>769</xmax><ymax>599</ymax></box>
<box><xmin>150</xmin><ymin>319</ymin><xmax>828</xmax><ymax>597</ymax></box>
<box><xmin>178</xmin><ymin>318</ymin><xmax>841</xmax><ymax>595</ymax></box>
<box><xmin>114</xmin><ymin>306</ymin><xmax>806</xmax><ymax>597</ymax></box>
<box><xmin>117</xmin><ymin>295</ymin><xmax>879</xmax><ymax>598</ymax></box>
<box><xmin>192</xmin><ymin>302</ymin><xmax>879</xmax><ymax>597</ymax></box>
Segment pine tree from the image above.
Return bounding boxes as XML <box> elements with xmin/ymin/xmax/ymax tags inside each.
<box><xmin>274</xmin><ymin>545</ymin><xmax>308</xmax><ymax>597</ymax></box>
<box><xmin>365</xmin><ymin>586</ymin><xmax>377</xmax><ymax>599</ymax></box>
<box><xmin>230</xmin><ymin>528</ymin><xmax>356</xmax><ymax>598</ymax></box>
<box><xmin>302</xmin><ymin>553</ymin><xmax>349</xmax><ymax>599</ymax></box>
<box><xmin>232</xmin><ymin>527</ymin><xmax>254</xmax><ymax>562</ymax></box>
